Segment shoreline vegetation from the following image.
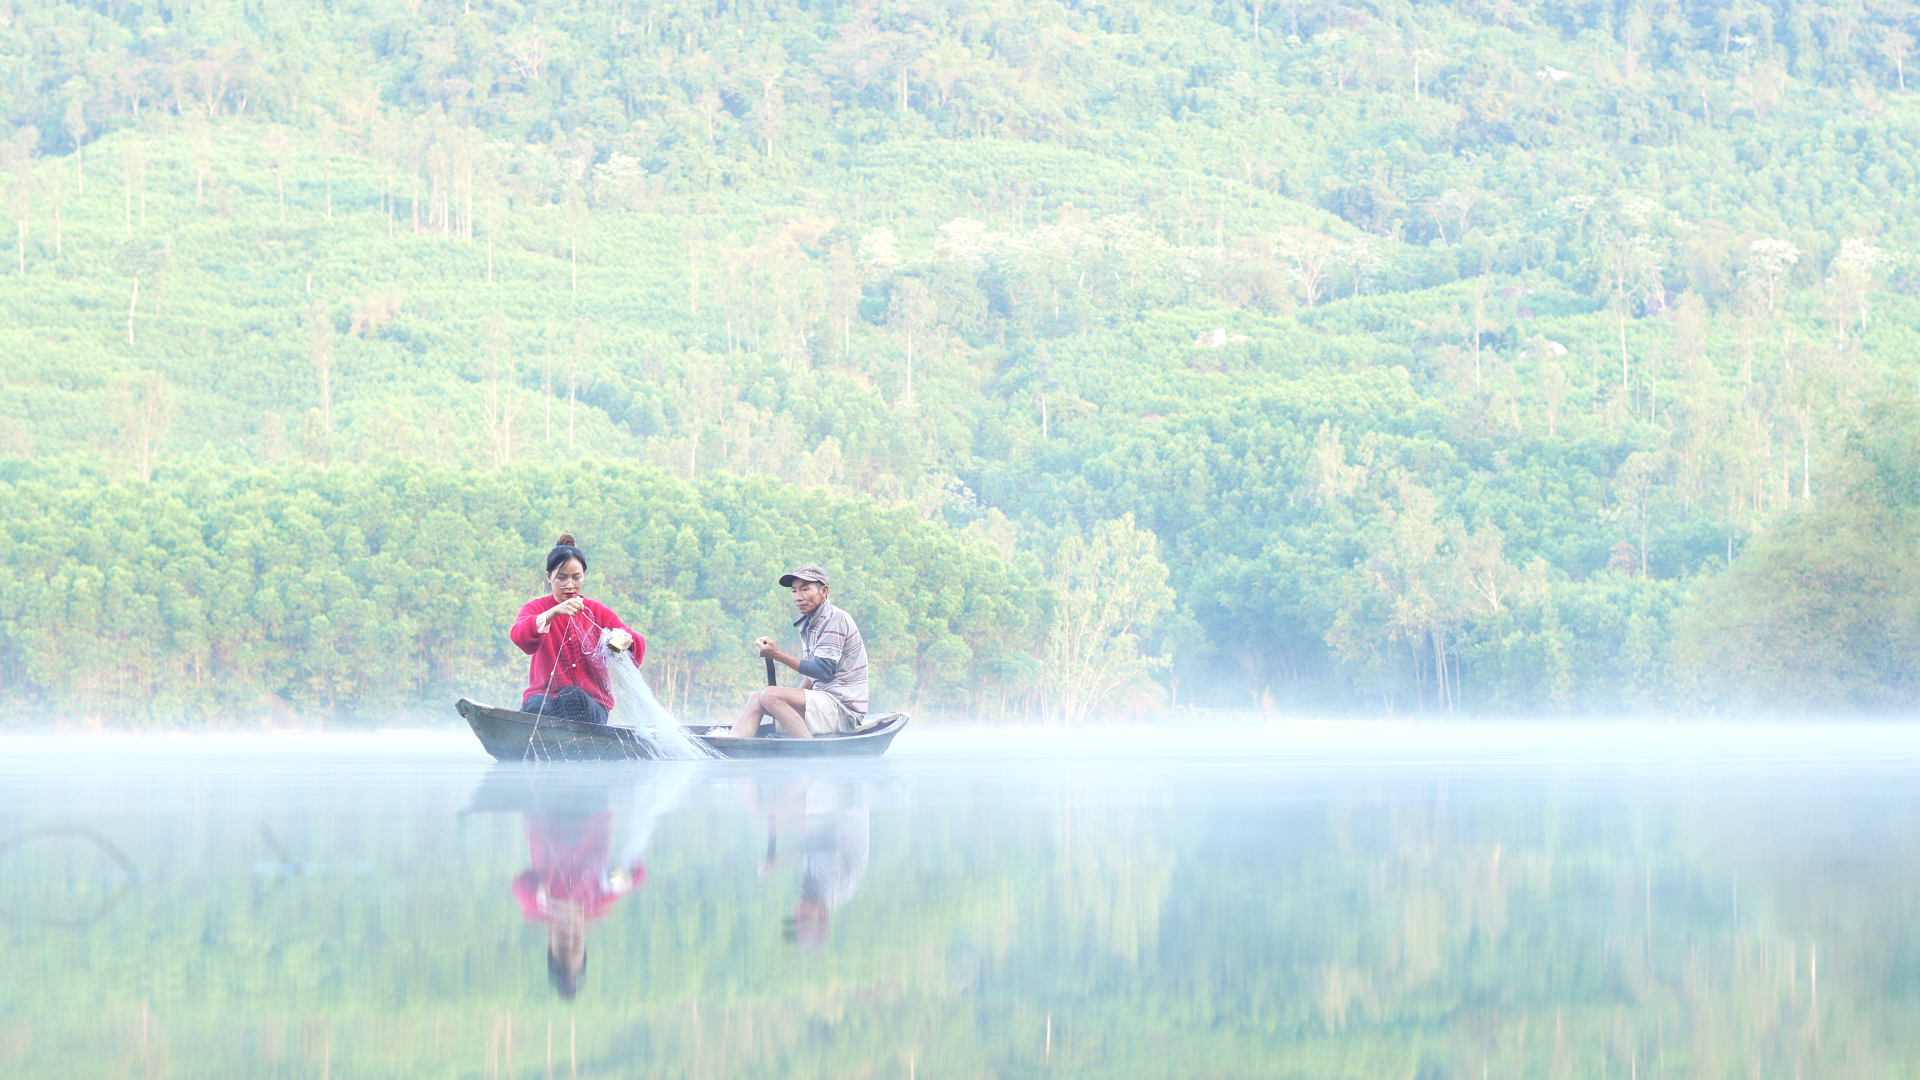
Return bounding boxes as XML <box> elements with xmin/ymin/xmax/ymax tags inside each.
<box><xmin>2</xmin><ymin>0</ymin><xmax>1918</xmax><ymax>723</ymax></box>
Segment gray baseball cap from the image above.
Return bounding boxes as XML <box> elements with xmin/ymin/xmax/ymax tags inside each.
<box><xmin>779</xmin><ymin>564</ymin><xmax>830</xmax><ymax>588</ymax></box>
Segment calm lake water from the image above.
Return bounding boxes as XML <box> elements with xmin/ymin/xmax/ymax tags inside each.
<box><xmin>2</xmin><ymin>724</ymin><xmax>1917</xmax><ymax>1079</ymax></box>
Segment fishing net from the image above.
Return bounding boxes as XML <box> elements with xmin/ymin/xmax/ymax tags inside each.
<box><xmin>599</xmin><ymin>633</ymin><xmax>718</xmax><ymax>760</ymax></box>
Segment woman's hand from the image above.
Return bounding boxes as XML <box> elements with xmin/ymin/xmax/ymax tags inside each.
<box><xmin>605</xmin><ymin>629</ymin><xmax>635</xmax><ymax>652</ymax></box>
<box><xmin>537</xmin><ymin>597</ymin><xmax>587</xmax><ymax>632</ymax></box>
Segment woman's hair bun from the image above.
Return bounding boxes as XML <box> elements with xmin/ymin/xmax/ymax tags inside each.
<box><xmin>545</xmin><ymin>533</ymin><xmax>588</xmax><ymax>574</ymax></box>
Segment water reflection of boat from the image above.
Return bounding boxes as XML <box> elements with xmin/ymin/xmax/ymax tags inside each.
<box><xmin>456</xmin><ymin>697</ymin><xmax>910</xmax><ymax>761</ymax></box>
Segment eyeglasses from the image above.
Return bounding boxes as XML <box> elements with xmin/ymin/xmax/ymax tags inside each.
<box><xmin>551</xmin><ymin>572</ymin><xmax>586</xmax><ymax>585</ymax></box>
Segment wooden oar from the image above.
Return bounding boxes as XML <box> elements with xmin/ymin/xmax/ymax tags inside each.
<box><xmin>765</xmin><ymin>656</ymin><xmax>778</xmax><ymax>687</ymax></box>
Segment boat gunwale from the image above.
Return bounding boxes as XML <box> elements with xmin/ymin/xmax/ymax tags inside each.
<box><xmin>455</xmin><ymin>697</ymin><xmax>908</xmax><ymax>760</ymax></box>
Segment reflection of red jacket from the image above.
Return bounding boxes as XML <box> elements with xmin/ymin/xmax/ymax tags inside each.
<box><xmin>509</xmin><ymin>596</ymin><xmax>646</xmax><ymax>710</ymax></box>
<box><xmin>511</xmin><ymin>812</ymin><xmax>645</xmax><ymax>923</ymax></box>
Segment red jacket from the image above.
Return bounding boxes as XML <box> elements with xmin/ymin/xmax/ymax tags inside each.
<box><xmin>510</xmin><ymin>596</ymin><xmax>645</xmax><ymax>710</ymax></box>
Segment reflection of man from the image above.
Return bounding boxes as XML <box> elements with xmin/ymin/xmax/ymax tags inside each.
<box><xmin>746</xmin><ymin>779</ymin><xmax>870</xmax><ymax>948</ymax></box>
<box><xmin>729</xmin><ymin>565</ymin><xmax>870</xmax><ymax>739</ymax></box>
<box><xmin>511</xmin><ymin>812</ymin><xmax>644</xmax><ymax>1000</ymax></box>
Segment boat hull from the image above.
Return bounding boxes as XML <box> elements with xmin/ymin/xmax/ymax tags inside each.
<box><xmin>455</xmin><ymin>698</ymin><xmax>908</xmax><ymax>761</ymax></box>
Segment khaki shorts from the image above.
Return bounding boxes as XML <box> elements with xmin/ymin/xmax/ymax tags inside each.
<box><xmin>803</xmin><ymin>690</ymin><xmax>862</xmax><ymax>735</ymax></box>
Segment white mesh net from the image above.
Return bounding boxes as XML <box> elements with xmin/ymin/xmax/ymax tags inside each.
<box><xmin>598</xmin><ymin>632</ymin><xmax>718</xmax><ymax>760</ymax></box>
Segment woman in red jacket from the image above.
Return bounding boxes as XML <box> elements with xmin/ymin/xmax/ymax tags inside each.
<box><xmin>509</xmin><ymin>534</ymin><xmax>644</xmax><ymax>726</ymax></box>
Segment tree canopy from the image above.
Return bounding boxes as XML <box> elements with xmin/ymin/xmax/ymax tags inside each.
<box><xmin>2</xmin><ymin>0</ymin><xmax>1917</xmax><ymax>720</ymax></box>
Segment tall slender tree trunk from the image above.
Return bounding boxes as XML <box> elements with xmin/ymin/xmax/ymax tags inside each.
<box><xmin>686</xmin><ymin>405</ymin><xmax>698</xmax><ymax>478</ymax></box>
<box><xmin>1802</xmin><ymin>423</ymin><xmax>1811</xmax><ymax>498</ymax></box>
<box><xmin>1472</xmin><ymin>281</ymin><xmax>1485</xmax><ymax>388</ymax></box>
<box><xmin>311</xmin><ymin>300</ymin><xmax>335</xmax><ymax>432</ymax></box>
<box><xmin>1726</xmin><ymin>491</ymin><xmax>1736</xmax><ymax>565</ymax></box>
<box><xmin>1620</xmin><ymin>311</ymin><xmax>1629</xmax><ymax>389</ymax></box>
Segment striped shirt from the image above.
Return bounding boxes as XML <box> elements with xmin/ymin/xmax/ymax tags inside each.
<box><xmin>796</xmin><ymin>601</ymin><xmax>869</xmax><ymax>716</ymax></box>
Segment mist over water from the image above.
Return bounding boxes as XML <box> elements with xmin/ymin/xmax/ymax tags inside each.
<box><xmin>2</xmin><ymin>724</ymin><xmax>1916</xmax><ymax>1077</ymax></box>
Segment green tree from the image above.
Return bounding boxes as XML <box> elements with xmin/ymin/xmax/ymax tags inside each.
<box><xmin>1678</xmin><ymin>396</ymin><xmax>1920</xmax><ymax>712</ymax></box>
<box><xmin>1043</xmin><ymin>515</ymin><xmax>1175</xmax><ymax>725</ymax></box>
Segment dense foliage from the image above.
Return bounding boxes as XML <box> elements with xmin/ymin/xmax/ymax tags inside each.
<box><xmin>1678</xmin><ymin>395</ymin><xmax>1920</xmax><ymax>712</ymax></box>
<box><xmin>0</xmin><ymin>461</ymin><xmax>1046</xmax><ymax>720</ymax></box>
<box><xmin>3</xmin><ymin>0</ymin><xmax>1918</xmax><ymax>719</ymax></box>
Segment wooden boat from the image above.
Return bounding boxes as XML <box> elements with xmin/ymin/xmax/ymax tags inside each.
<box><xmin>455</xmin><ymin>698</ymin><xmax>910</xmax><ymax>761</ymax></box>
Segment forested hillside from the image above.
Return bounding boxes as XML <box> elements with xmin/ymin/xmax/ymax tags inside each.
<box><xmin>2</xmin><ymin>0</ymin><xmax>1918</xmax><ymax>721</ymax></box>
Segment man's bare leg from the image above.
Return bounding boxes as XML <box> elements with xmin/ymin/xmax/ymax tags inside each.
<box><xmin>731</xmin><ymin>690</ymin><xmax>767</xmax><ymax>734</ymax></box>
<box><xmin>762</xmin><ymin>689</ymin><xmax>812</xmax><ymax>738</ymax></box>
<box><xmin>730</xmin><ymin>687</ymin><xmax>814</xmax><ymax>738</ymax></box>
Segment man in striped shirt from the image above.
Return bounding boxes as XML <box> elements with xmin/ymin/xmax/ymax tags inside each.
<box><xmin>727</xmin><ymin>564</ymin><xmax>871</xmax><ymax>738</ymax></box>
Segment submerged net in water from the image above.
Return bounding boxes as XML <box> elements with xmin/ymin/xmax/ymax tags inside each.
<box><xmin>598</xmin><ymin>633</ymin><xmax>718</xmax><ymax>760</ymax></box>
